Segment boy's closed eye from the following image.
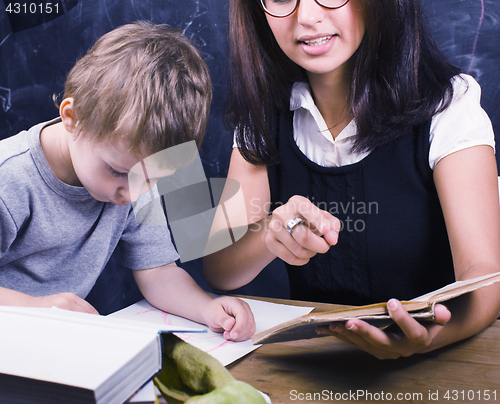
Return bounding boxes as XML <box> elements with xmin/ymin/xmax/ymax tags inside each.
<box><xmin>109</xmin><ymin>166</ymin><xmax>128</xmax><ymax>178</ymax></box>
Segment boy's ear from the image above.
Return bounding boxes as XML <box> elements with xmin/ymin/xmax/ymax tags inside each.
<box><xmin>59</xmin><ymin>98</ymin><xmax>77</xmax><ymax>133</ymax></box>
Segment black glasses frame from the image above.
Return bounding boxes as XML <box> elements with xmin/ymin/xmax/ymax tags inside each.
<box><xmin>259</xmin><ymin>0</ymin><xmax>350</xmax><ymax>18</ymax></box>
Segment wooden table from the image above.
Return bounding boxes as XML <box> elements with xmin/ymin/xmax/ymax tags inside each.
<box><xmin>228</xmin><ymin>298</ymin><xmax>500</xmax><ymax>404</ymax></box>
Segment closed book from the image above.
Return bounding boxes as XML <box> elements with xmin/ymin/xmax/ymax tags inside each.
<box><xmin>0</xmin><ymin>306</ymin><xmax>203</xmax><ymax>404</ymax></box>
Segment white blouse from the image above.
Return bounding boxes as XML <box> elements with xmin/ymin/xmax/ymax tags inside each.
<box><xmin>289</xmin><ymin>74</ymin><xmax>495</xmax><ymax>169</ymax></box>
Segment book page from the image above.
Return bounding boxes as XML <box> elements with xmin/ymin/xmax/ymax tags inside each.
<box><xmin>109</xmin><ymin>298</ymin><xmax>313</xmax><ymax>366</ymax></box>
<box><xmin>410</xmin><ymin>271</ymin><xmax>500</xmax><ymax>303</ymax></box>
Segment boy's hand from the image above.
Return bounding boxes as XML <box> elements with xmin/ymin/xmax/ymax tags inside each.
<box><xmin>33</xmin><ymin>292</ymin><xmax>99</xmax><ymax>314</ymax></box>
<box><xmin>202</xmin><ymin>296</ymin><xmax>255</xmax><ymax>342</ymax></box>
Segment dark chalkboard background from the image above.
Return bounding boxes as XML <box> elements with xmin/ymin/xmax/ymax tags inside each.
<box><xmin>0</xmin><ymin>0</ymin><xmax>499</xmax><ymax>313</ymax></box>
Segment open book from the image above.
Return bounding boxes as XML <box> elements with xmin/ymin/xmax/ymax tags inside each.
<box><xmin>0</xmin><ymin>306</ymin><xmax>203</xmax><ymax>404</ymax></box>
<box><xmin>252</xmin><ymin>272</ymin><xmax>500</xmax><ymax>345</ymax></box>
<box><xmin>108</xmin><ymin>296</ymin><xmax>312</xmax><ymax>367</ymax></box>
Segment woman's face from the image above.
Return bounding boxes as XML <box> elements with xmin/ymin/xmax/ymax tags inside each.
<box><xmin>265</xmin><ymin>0</ymin><xmax>366</xmax><ymax>81</ymax></box>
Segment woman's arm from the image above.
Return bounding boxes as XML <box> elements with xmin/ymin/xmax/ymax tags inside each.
<box><xmin>427</xmin><ymin>144</ymin><xmax>500</xmax><ymax>343</ymax></box>
<box><xmin>203</xmin><ymin>148</ymin><xmax>340</xmax><ymax>291</ymax></box>
<box><xmin>203</xmin><ymin>148</ymin><xmax>277</xmax><ymax>290</ymax></box>
<box><xmin>318</xmin><ymin>145</ymin><xmax>500</xmax><ymax>358</ymax></box>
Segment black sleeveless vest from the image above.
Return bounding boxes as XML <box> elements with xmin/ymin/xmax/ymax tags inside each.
<box><xmin>267</xmin><ymin>108</ymin><xmax>455</xmax><ymax>305</ymax></box>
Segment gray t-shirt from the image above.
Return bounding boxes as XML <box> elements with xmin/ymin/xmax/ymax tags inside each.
<box><xmin>0</xmin><ymin>119</ymin><xmax>179</xmax><ymax>298</ymax></box>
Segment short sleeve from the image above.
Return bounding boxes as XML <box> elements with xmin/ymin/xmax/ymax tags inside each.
<box><xmin>119</xmin><ymin>192</ymin><xmax>179</xmax><ymax>270</ymax></box>
<box><xmin>0</xmin><ymin>197</ymin><xmax>17</xmax><ymax>257</ymax></box>
<box><xmin>232</xmin><ymin>128</ymin><xmax>239</xmax><ymax>148</ymax></box>
<box><xmin>429</xmin><ymin>74</ymin><xmax>495</xmax><ymax>170</ymax></box>
<box><xmin>233</xmin><ymin>126</ymin><xmax>243</xmax><ymax>149</ymax></box>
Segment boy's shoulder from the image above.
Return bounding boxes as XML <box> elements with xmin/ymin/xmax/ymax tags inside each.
<box><xmin>0</xmin><ymin>119</ymin><xmax>56</xmax><ymax>167</ymax></box>
<box><xmin>0</xmin><ymin>129</ymin><xmax>30</xmax><ymax>165</ymax></box>
<box><xmin>0</xmin><ymin>120</ymin><xmax>53</xmax><ymax>194</ymax></box>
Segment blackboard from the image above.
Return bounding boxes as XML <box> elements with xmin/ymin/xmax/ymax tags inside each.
<box><xmin>423</xmin><ymin>0</ymin><xmax>500</xmax><ymax>166</ymax></box>
<box><xmin>0</xmin><ymin>0</ymin><xmax>233</xmax><ymax>178</ymax></box>
<box><xmin>2</xmin><ymin>0</ymin><xmax>498</xmax><ymax>168</ymax></box>
<box><xmin>0</xmin><ymin>0</ymin><xmax>499</xmax><ymax>312</ymax></box>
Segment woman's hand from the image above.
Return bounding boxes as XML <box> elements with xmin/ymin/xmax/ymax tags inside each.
<box><xmin>265</xmin><ymin>195</ymin><xmax>341</xmax><ymax>266</ymax></box>
<box><xmin>316</xmin><ymin>299</ymin><xmax>452</xmax><ymax>359</ymax></box>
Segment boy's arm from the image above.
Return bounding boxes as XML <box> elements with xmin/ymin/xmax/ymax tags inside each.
<box><xmin>132</xmin><ymin>262</ymin><xmax>255</xmax><ymax>341</ymax></box>
<box><xmin>0</xmin><ymin>286</ymin><xmax>98</xmax><ymax>314</ymax></box>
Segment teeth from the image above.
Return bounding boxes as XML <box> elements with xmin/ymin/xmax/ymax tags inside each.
<box><xmin>303</xmin><ymin>36</ymin><xmax>332</xmax><ymax>46</ymax></box>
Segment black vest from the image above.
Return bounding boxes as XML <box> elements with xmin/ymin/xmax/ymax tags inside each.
<box><xmin>268</xmin><ymin>108</ymin><xmax>455</xmax><ymax>305</ymax></box>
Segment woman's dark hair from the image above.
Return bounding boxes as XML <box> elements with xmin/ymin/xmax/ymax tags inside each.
<box><xmin>227</xmin><ymin>0</ymin><xmax>462</xmax><ymax>165</ymax></box>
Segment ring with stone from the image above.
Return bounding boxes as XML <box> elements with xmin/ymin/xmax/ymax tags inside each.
<box><xmin>285</xmin><ymin>217</ymin><xmax>304</xmax><ymax>235</ymax></box>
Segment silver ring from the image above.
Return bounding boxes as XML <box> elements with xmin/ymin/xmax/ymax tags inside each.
<box><xmin>286</xmin><ymin>217</ymin><xmax>304</xmax><ymax>235</ymax></box>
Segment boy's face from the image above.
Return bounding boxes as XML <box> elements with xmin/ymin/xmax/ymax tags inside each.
<box><xmin>58</xmin><ymin>98</ymin><xmax>176</xmax><ymax>205</ymax></box>
<box><xmin>68</xmin><ymin>135</ymin><xmax>138</xmax><ymax>205</ymax></box>
<box><xmin>68</xmin><ymin>135</ymin><xmax>174</xmax><ymax>206</ymax></box>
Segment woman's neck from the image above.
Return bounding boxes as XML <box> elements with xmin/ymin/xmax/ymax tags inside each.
<box><xmin>307</xmin><ymin>66</ymin><xmax>353</xmax><ymax>140</ymax></box>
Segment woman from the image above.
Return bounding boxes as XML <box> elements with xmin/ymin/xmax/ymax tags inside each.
<box><xmin>204</xmin><ymin>0</ymin><xmax>500</xmax><ymax>358</ymax></box>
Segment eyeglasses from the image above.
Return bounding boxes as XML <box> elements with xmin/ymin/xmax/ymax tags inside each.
<box><xmin>259</xmin><ymin>0</ymin><xmax>350</xmax><ymax>18</ymax></box>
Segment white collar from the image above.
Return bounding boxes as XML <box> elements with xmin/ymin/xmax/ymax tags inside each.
<box><xmin>290</xmin><ymin>82</ymin><xmax>357</xmax><ymax>144</ymax></box>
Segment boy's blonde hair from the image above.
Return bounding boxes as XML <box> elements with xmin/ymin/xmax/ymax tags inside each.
<box><xmin>62</xmin><ymin>21</ymin><xmax>212</xmax><ymax>160</ymax></box>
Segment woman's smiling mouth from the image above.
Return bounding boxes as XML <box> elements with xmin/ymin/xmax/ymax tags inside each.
<box><xmin>298</xmin><ymin>34</ymin><xmax>336</xmax><ymax>56</ymax></box>
<box><xmin>300</xmin><ymin>35</ymin><xmax>334</xmax><ymax>46</ymax></box>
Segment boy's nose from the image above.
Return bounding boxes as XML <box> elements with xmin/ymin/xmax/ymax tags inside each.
<box><xmin>116</xmin><ymin>187</ymin><xmax>131</xmax><ymax>205</ymax></box>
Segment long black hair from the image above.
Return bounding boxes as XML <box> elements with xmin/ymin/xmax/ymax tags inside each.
<box><xmin>227</xmin><ymin>0</ymin><xmax>462</xmax><ymax>165</ymax></box>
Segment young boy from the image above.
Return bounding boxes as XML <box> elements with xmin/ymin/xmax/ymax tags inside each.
<box><xmin>0</xmin><ymin>22</ymin><xmax>255</xmax><ymax>341</ymax></box>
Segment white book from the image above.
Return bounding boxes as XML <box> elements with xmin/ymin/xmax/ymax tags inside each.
<box><xmin>0</xmin><ymin>305</ymin><xmax>204</xmax><ymax>404</ymax></box>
